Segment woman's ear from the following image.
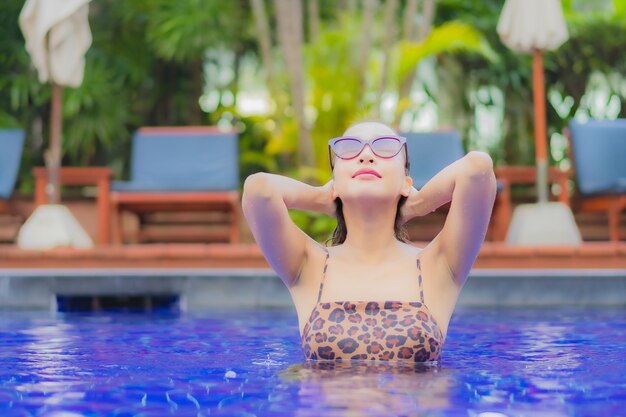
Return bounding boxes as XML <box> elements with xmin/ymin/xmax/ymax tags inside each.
<box><xmin>400</xmin><ymin>175</ymin><xmax>413</xmax><ymax>197</ymax></box>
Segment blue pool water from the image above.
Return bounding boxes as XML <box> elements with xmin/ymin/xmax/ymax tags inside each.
<box><xmin>1</xmin><ymin>307</ymin><xmax>625</xmax><ymax>416</ymax></box>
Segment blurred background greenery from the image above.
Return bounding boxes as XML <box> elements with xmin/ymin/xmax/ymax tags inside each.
<box><xmin>1</xmin><ymin>0</ymin><xmax>625</xmax><ymax>240</ymax></box>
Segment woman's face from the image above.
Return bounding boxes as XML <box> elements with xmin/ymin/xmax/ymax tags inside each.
<box><xmin>331</xmin><ymin>122</ymin><xmax>412</xmax><ymax>203</ymax></box>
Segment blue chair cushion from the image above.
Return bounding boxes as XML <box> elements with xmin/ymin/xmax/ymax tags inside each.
<box><xmin>403</xmin><ymin>130</ymin><xmax>465</xmax><ymax>190</ymax></box>
<box><xmin>569</xmin><ymin>120</ymin><xmax>626</xmax><ymax>196</ymax></box>
<box><xmin>0</xmin><ymin>129</ymin><xmax>25</xmax><ymax>199</ymax></box>
<box><xmin>112</xmin><ymin>128</ymin><xmax>239</xmax><ymax>192</ymax></box>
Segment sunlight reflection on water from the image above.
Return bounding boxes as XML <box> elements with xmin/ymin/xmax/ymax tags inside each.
<box><xmin>0</xmin><ymin>307</ymin><xmax>624</xmax><ymax>416</ymax></box>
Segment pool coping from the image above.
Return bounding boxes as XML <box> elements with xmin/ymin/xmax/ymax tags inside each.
<box><xmin>1</xmin><ymin>242</ymin><xmax>626</xmax><ymax>269</ymax></box>
<box><xmin>1</xmin><ymin>267</ymin><xmax>625</xmax><ymax>310</ymax></box>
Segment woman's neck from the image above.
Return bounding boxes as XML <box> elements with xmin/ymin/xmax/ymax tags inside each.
<box><xmin>340</xmin><ymin>199</ymin><xmax>400</xmax><ymax>259</ymax></box>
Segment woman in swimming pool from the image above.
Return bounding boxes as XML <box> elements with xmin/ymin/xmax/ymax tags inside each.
<box><xmin>242</xmin><ymin>121</ymin><xmax>497</xmax><ymax>362</ymax></box>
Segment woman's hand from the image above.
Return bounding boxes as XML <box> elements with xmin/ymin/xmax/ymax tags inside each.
<box><xmin>318</xmin><ymin>179</ymin><xmax>337</xmax><ymax>217</ymax></box>
<box><xmin>400</xmin><ymin>186</ymin><xmax>431</xmax><ymax>224</ymax></box>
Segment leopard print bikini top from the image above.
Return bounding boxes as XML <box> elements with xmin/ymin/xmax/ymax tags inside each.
<box><xmin>301</xmin><ymin>248</ymin><xmax>444</xmax><ymax>363</ymax></box>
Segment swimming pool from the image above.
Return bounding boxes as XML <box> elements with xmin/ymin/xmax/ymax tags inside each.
<box><xmin>1</xmin><ymin>307</ymin><xmax>624</xmax><ymax>416</ymax></box>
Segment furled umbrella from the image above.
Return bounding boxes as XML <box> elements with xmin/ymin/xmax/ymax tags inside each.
<box><xmin>16</xmin><ymin>0</ymin><xmax>94</xmax><ymax>249</ymax></box>
<box><xmin>497</xmin><ymin>0</ymin><xmax>581</xmax><ymax>245</ymax></box>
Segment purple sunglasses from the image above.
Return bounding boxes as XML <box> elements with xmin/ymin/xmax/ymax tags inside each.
<box><xmin>328</xmin><ymin>135</ymin><xmax>409</xmax><ymax>171</ymax></box>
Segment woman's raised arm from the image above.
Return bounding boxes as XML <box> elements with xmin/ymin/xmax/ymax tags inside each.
<box><xmin>242</xmin><ymin>173</ymin><xmax>335</xmax><ymax>287</ymax></box>
<box><xmin>401</xmin><ymin>151</ymin><xmax>497</xmax><ymax>286</ymax></box>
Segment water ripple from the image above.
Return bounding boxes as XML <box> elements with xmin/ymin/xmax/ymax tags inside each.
<box><xmin>0</xmin><ymin>307</ymin><xmax>624</xmax><ymax>416</ymax></box>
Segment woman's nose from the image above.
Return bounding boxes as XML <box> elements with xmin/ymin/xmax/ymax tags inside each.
<box><xmin>358</xmin><ymin>144</ymin><xmax>375</xmax><ymax>163</ymax></box>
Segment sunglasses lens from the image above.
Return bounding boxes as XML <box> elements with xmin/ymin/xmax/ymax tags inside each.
<box><xmin>333</xmin><ymin>138</ymin><xmax>363</xmax><ymax>159</ymax></box>
<box><xmin>372</xmin><ymin>137</ymin><xmax>403</xmax><ymax>157</ymax></box>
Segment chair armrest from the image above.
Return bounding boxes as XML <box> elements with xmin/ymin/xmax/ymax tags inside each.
<box><xmin>494</xmin><ymin>165</ymin><xmax>571</xmax><ymax>206</ymax></box>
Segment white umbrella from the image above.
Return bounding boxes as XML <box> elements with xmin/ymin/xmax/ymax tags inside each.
<box><xmin>497</xmin><ymin>0</ymin><xmax>568</xmax><ymax>204</ymax></box>
<box><xmin>17</xmin><ymin>0</ymin><xmax>94</xmax><ymax>249</ymax></box>
<box><xmin>498</xmin><ymin>0</ymin><xmax>569</xmax><ymax>53</ymax></box>
<box><xmin>19</xmin><ymin>0</ymin><xmax>92</xmax><ymax>87</ymax></box>
<box><xmin>19</xmin><ymin>0</ymin><xmax>92</xmax><ymax>204</ymax></box>
<box><xmin>497</xmin><ymin>0</ymin><xmax>581</xmax><ymax>246</ymax></box>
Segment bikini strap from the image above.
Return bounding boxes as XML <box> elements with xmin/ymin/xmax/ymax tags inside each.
<box><xmin>416</xmin><ymin>257</ymin><xmax>425</xmax><ymax>303</ymax></box>
<box><xmin>316</xmin><ymin>247</ymin><xmax>330</xmax><ymax>304</ymax></box>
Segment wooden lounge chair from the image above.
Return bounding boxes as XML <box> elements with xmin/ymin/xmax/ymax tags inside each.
<box><xmin>110</xmin><ymin>126</ymin><xmax>240</xmax><ymax>244</ymax></box>
<box><xmin>0</xmin><ymin>129</ymin><xmax>25</xmax><ymax>214</ymax></box>
<box><xmin>566</xmin><ymin>119</ymin><xmax>626</xmax><ymax>241</ymax></box>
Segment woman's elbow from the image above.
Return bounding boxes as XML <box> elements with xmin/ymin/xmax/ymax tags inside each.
<box><xmin>242</xmin><ymin>173</ymin><xmax>274</xmax><ymax>203</ymax></box>
<box><xmin>464</xmin><ymin>151</ymin><xmax>496</xmax><ymax>194</ymax></box>
<box><xmin>465</xmin><ymin>151</ymin><xmax>495</xmax><ymax>178</ymax></box>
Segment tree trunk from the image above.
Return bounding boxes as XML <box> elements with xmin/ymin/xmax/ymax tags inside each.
<box><xmin>436</xmin><ymin>55</ymin><xmax>469</xmax><ymax>133</ymax></box>
<box><xmin>251</xmin><ymin>0</ymin><xmax>279</xmax><ymax>104</ymax></box>
<box><xmin>416</xmin><ymin>0</ymin><xmax>436</xmax><ymax>41</ymax></box>
<box><xmin>343</xmin><ymin>0</ymin><xmax>358</xmax><ymax>14</ymax></box>
<box><xmin>375</xmin><ymin>0</ymin><xmax>398</xmax><ymax>118</ymax></box>
<box><xmin>307</xmin><ymin>0</ymin><xmax>320</xmax><ymax>42</ymax></box>
<box><xmin>231</xmin><ymin>48</ymin><xmax>243</xmax><ymax>107</ymax></box>
<box><xmin>357</xmin><ymin>0</ymin><xmax>377</xmax><ymax>95</ymax></box>
<box><xmin>274</xmin><ymin>0</ymin><xmax>315</xmax><ymax>168</ymax></box>
<box><xmin>394</xmin><ymin>0</ymin><xmax>437</xmax><ymax>126</ymax></box>
<box><xmin>152</xmin><ymin>60</ymin><xmax>178</xmax><ymax>125</ymax></box>
<box><xmin>402</xmin><ymin>0</ymin><xmax>419</xmax><ymax>41</ymax></box>
<box><xmin>46</xmin><ymin>83</ymin><xmax>63</xmax><ymax>204</ymax></box>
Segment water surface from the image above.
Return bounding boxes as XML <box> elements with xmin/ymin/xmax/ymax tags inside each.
<box><xmin>0</xmin><ymin>307</ymin><xmax>625</xmax><ymax>416</ymax></box>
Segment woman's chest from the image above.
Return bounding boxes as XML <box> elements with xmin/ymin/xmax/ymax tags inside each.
<box><xmin>319</xmin><ymin>260</ymin><xmax>423</xmax><ymax>300</ymax></box>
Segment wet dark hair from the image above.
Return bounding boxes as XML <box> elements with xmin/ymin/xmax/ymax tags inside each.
<box><xmin>327</xmin><ymin>121</ymin><xmax>411</xmax><ymax>246</ymax></box>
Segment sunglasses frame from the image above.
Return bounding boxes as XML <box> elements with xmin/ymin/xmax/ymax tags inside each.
<box><xmin>328</xmin><ymin>135</ymin><xmax>409</xmax><ymax>171</ymax></box>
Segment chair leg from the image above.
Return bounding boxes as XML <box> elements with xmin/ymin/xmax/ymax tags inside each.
<box><xmin>134</xmin><ymin>214</ymin><xmax>146</xmax><ymax>244</ymax></box>
<box><xmin>111</xmin><ymin>201</ymin><xmax>123</xmax><ymax>245</ymax></box>
<box><xmin>229</xmin><ymin>202</ymin><xmax>240</xmax><ymax>243</ymax></box>
<box><xmin>490</xmin><ymin>182</ymin><xmax>511</xmax><ymax>241</ymax></box>
<box><xmin>608</xmin><ymin>201</ymin><xmax>621</xmax><ymax>242</ymax></box>
<box><xmin>98</xmin><ymin>178</ymin><xmax>110</xmax><ymax>245</ymax></box>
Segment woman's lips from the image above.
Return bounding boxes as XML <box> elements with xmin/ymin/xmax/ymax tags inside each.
<box><xmin>352</xmin><ymin>168</ymin><xmax>382</xmax><ymax>178</ymax></box>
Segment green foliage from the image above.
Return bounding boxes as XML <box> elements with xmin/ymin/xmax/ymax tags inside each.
<box><xmin>615</xmin><ymin>0</ymin><xmax>626</xmax><ymax>18</ymax></box>
<box><xmin>141</xmin><ymin>0</ymin><xmax>243</xmax><ymax>62</ymax></box>
<box><xmin>62</xmin><ymin>51</ymin><xmax>135</xmax><ymax>168</ymax></box>
<box><xmin>289</xmin><ymin>210</ymin><xmax>337</xmax><ymax>243</ymax></box>
<box><xmin>234</xmin><ymin>114</ymin><xmax>280</xmax><ymax>183</ymax></box>
<box><xmin>265</xmin><ymin>117</ymin><xmax>299</xmax><ymax>156</ymax></box>
<box><xmin>547</xmin><ymin>16</ymin><xmax>626</xmax><ymax>116</ymax></box>
<box><xmin>394</xmin><ymin>21</ymin><xmax>497</xmax><ymax>86</ymax></box>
